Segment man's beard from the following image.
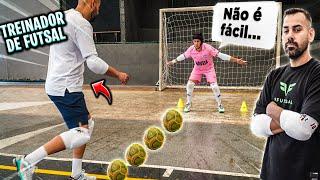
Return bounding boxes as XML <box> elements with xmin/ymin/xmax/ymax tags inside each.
<box><xmin>284</xmin><ymin>39</ymin><xmax>308</xmax><ymax>60</ymax></box>
<box><xmin>89</xmin><ymin>12</ymin><xmax>97</xmax><ymax>23</ymax></box>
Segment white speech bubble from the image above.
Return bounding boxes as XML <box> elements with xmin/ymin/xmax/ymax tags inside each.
<box><xmin>212</xmin><ymin>1</ymin><xmax>280</xmax><ymax>50</ymax></box>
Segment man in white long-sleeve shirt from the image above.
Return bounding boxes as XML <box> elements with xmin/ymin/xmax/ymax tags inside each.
<box><xmin>13</xmin><ymin>0</ymin><xmax>129</xmax><ymax>179</ymax></box>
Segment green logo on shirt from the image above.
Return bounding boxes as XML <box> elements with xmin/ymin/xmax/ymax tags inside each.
<box><xmin>280</xmin><ymin>82</ymin><xmax>296</xmax><ymax>96</ymax></box>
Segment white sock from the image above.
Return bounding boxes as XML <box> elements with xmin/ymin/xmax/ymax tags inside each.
<box><xmin>186</xmin><ymin>81</ymin><xmax>195</xmax><ymax>105</ymax></box>
<box><xmin>71</xmin><ymin>158</ymin><xmax>82</xmax><ymax>178</ymax></box>
<box><xmin>25</xmin><ymin>146</ymin><xmax>48</xmax><ymax>165</ymax></box>
<box><xmin>210</xmin><ymin>82</ymin><xmax>222</xmax><ymax>107</ymax></box>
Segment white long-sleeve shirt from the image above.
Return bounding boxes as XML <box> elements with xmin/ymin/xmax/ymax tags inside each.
<box><xmin>45</xmin><ymin>9</ymin><xmax>108</xmax><ymax>96</ymax></box>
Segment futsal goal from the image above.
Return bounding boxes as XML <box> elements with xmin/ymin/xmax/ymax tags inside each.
<box><xmin>158</xmin><ymin>5</ymin><xmax>282</xmax><ymax>91</ymax></box>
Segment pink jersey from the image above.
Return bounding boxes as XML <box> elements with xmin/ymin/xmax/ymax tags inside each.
<box><xmin>183</xmin><ymin>43</ymin><xmax>219</xmax><ymax>72</ymax></box>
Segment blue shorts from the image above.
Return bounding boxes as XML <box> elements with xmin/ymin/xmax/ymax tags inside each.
<box><xmin>48</xmin><ymin>90</ymin><xmax>89</xmax><ymax>129</ymax></box>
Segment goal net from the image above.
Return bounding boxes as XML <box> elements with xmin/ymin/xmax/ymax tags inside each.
<box><xmin>158</xmin><ymin>6</ymin><xmax>282</xmax><ymax>91</ymax></box>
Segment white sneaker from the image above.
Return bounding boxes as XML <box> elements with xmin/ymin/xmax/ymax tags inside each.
<box><xmin>13</xmin><ymin>156</ymin><xmax>35</xmax><ymax>180</ymax></box>
<box><xmin>69</xmin><ymin>170</ymin><xmax>96</xmax><ymax>180</ymax></box>
<box><xmin>218</xmin><ymin>105</ymin><xmax>225</xmax><ymax>113</ymax></box>
<box><xmin>184</xmin><ymin>103</ymin><xmax>191</xmax><ymax>113</ymax></box>
<box><xmin>88</xmin><ymin>119</ymin><xmax>95</xmax><ymax>136</ymax></box>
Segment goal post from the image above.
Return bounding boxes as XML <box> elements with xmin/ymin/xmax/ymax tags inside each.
<box><xmin>159</xmin><ymin>4</ymin><xmax>282</xmax><ymax>91</ymax></box>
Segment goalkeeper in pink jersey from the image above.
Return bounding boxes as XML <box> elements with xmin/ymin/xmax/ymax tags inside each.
<box><xmin>167</xmin><ymin>33</ymin><xmax>247</xmax><ymax>113</ymax></box>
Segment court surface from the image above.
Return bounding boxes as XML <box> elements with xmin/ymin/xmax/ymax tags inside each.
<box><xmin>0</xmin><ymin>85</ymin><xmax>265</xmax><ymax>180</ymax></box>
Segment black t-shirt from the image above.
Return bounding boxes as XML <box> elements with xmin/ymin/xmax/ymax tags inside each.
<box><xmin>254</xmin><ymin>58</ymin><xmax>320</xmax><ymax>180</ymax></box>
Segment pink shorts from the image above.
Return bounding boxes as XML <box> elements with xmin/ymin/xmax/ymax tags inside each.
<box><xmin>189</xmin><ymin>68</ymin><xmax>217</xmax><ymax>83</ymax></box>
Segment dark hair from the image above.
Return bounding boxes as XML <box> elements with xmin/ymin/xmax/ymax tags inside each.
<box><xmin>284</xmin><ymin>8</ymin><xmax>312</xmax><ymax>26</ymax></box>
<box><xmin>192</xmin><ymin>33</ymin><xmax>203</xmax><ymax>42</ymax></box>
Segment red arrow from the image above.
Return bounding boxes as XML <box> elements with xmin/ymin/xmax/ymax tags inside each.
<box><xmin>91</xmin><ymin>79</ymin><xmax>112</xmax><ymax>105</ymax></box>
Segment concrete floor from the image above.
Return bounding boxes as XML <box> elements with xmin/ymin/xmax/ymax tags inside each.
<box><xmin>0</xmin><ymin>86</ymin><xmax>265</xmax><ymax>179</ymax></box>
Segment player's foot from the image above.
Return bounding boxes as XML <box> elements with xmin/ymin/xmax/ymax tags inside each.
<box><xmin>184</xmin><ymin>103</ymin><xmax>191</xmax><ymax>113</ymax></box>
<box><xmin>218</xmin><ymin>105</ymin><xmax>225</xmax><ymax>113</ymax></box>
<box><xmin>69</xmin><ymin>170</ymin><xmax>96</xmax><ymax>180</ymax></box>
<box><xmin>88</xmin><ymin>118</ymin><xmax>95</xmax><ymax>136</ymax></box>
<box><xmin>13</xmin><ymin>156</ymin><xmax>35</xmax><ymax>180</ymax></box>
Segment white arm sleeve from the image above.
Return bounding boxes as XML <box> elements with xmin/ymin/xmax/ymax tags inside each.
<box><xmin>176</xmin><ymin>54</ymin><xmax>186</xmax><ymax>61</ymax></box>
<box><xmin>250</xmin><ymin>114</ymin><xmax>273</xmax><ymax>137</ymax></box>
<box><xmin>280</xmin><ymin>110</ymin><xmax>319</xmax><ymax>141</ymax></box>
<box><xmin>217</xmin><ymin>52</ymin><xmax>231</xmax><ymax>61</ymax></box>
<box><xmin>86</xmin><ymin>55</ymin><xmax>109</xmax><ymax>75</ymax></box>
